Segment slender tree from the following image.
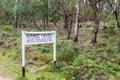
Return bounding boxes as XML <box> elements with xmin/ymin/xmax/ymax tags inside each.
<box><xmin>89</xmin><ymin>0</ymin><xmax>102</xmax><ymax>44</ymax></box>
<box><xmin>73</xmin><ymin>0</ymin><xmax>80</xmax><ymax>42</ymax></box>
<box><xmin>14</xmin><ymin>0</ymin><xmax>18</xmax><ymax>31</ymax></box>
<box><xmin>108</xmin><ymin>0</ymin><xmax>120</xmax><ymax>28</ymax></box>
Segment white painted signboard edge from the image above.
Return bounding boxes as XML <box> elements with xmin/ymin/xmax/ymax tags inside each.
<box><xmin>22</xmin><ymin>31</ymin><xmax>56</xmax><ymax>77</ymax></box>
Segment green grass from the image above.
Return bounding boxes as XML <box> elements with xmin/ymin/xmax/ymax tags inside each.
<box><xmin>0</xmin><ymin>53</ymin><xmax>21</xmax><ymax>80</ymax></box>
<box><xmin>0</xmin><ymin>50</ymin><xmax>66</xmax><ymax>80</ymax></box>
<box><xmin>0</xmin><ymin>25</ymin><xmax>67</xmax><ymax>80</ymax></box>
<box><xmin>0</xmin><ymin>24</ymin><xmax>120</xmax><ymax>80</ymax></box>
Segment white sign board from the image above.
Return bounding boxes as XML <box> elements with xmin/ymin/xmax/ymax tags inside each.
<box><xmin>24</xmin><ymin>32</ymin><xmax>55</xmax><ymax>45</ymax></box>
<box><xmin>22</xmin><ymin>31</ymin><xmax>56</xmax><ymax>77</ymax></box>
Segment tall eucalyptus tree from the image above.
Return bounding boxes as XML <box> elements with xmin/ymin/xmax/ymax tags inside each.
<box><xmin>108</xmin><ymin>0</ymin><xmax>120</xmax><ymax>28</ymax></box>
<box><xmin>73</xmin><ymin>0</ymin><xmax>80</xmax><ymax>42</ymax></box>
<box><xmin>89</xmin><ymin>0</ymin><xmax>102</xmax><ymax>44</ymax></box>
<box><xmin>14</xmin><ymin>0</ymin><xmax>18</xmax><ymax>29</ymax></box>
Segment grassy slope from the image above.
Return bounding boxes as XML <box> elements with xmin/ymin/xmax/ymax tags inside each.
<box><xmin>0</xmin><ymin>24</ymin><xmax>120</xmax><ymax>80</ymax></box>
<box><xmin>0</xmin><ymin>25</ymin><xmax>66</xmax><ymax>80</ymax></box>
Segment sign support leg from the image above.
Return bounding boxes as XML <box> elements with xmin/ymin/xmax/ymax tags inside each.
<box><xmin>22</xmin><ymin>46</ymin><xmax>25</xmax><ymax>77</ymax></box>
<box><xmin>22</xmin><ymin>31</ymin><xmax>25</xmax><ymax>77</ymax></box>
<box><xmin>22</xmin><ymin>67</ymin><xmax>25</xmax><ymax>77</ymax></box>
<box><xmin>53</xmin><ymin>32</ymin><xmax>56</xmax><ymax>66</ymax></box>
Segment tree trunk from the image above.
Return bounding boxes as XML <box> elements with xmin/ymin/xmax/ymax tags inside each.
<box><xmin>64</xmin><ymin>14</ymin><xmax>68</xmax><ymax>28</ymax></box>
<box><xmin>114</xmin><ymin>11</ymin><xmax>120</xmax><ymax>28</ymax></box>
<box><xmin>91</xmin><ymin>17</ymin><xmax>100</xmax><ymax>43</ymax></box>
<box><xmin>108</xmin><ymin>0</ymin><xmax>120</xmax><ymax>28</ymax></box>
<box><xmin>43</xmin><ymin>0</ymin><xmax>49</xmax><ymax>31</ymax></box>
<box><xmin>89</xmin><ymin>0</ymin><xmax>101</xmax><ymax>44</ymax></box>
<box><xmin>31</xmin><ymin>18</ymin><xmax>41</xmax><ymax>31</ymax></box>
<box><xmin>46</xmin><ymin>0</ymin><xmax>49</xmax><ymax>30</ymax></box>
<box><xmin>67</xmin><ymin>16</ymin><xmax>73</xmax><ymax>39</ymax></box>
<box><xmin>14</xmin><ymin>0</ymin><xmax>18</xmax><ymax>31</ymax></box>
<box><xmin>73</xmin><ymin>0</ymin><xmax>80</xmax><ymax>42</ymax></box>
<box><xmin>14</xmin><ymin>14</ymin><xmax>18</xmax><ymax>28</ymax></box>
<box><xmin>52</xmin><ymin>19</ymin><xmax>61</xmax><ymax>34</ymax></box>
<box><xmin>43</xmin><ymin>15</ymin><xmax>46</xmax><ymax>30</ymax></box>
<box><xmin>61</xmin><ymin>0</ymin><xmax>69</xmax><ymax>29</ymax></box>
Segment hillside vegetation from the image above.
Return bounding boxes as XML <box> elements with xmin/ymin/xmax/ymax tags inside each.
<box><xmin>0</xmin><ymin>23</ymin><xmax>120</xmax><ymax>80</ymax></box>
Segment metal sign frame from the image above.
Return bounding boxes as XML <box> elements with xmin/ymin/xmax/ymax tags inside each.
<box><xmin>22</xmin><ymin>31</ymin><xmax>56</xmax><ymax>77</ymax></box>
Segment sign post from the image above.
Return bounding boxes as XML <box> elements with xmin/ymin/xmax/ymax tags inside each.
<box><xmin>22</xmin><ymin>31</ymin><xmax>25</xmax><ymax>77</ymax></box>
<box><xmin>53</xmin><ymin>32</ymin><xmax>56</xmax><ymax>66</ymax></box>
<box><xmin>22</xmin><ymin>31</ymin><xmax>56</xmax><ymax>77</ymax></box>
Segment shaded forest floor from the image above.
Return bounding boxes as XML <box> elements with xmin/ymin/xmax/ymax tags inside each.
<box><xmin>0</xmin><ymin>22</ymin><xmax>120</xmax><ymax>80</ymax></box>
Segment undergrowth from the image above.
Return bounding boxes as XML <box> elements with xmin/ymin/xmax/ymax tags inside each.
<box><xmin>65</xmin><ymin>25</ymin><xmax>120</xmax><ymax>80</ymax></box>
<box><xmin>0</xmin><ymin>25</ymin><xmax>120</xmax><ymax>80</ymax></box>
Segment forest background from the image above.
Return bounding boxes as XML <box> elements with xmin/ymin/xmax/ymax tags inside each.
<box><xmin>0</xmin><ymin>0</ymin><xmax>120</xmax><ymax>80</ymax></box>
